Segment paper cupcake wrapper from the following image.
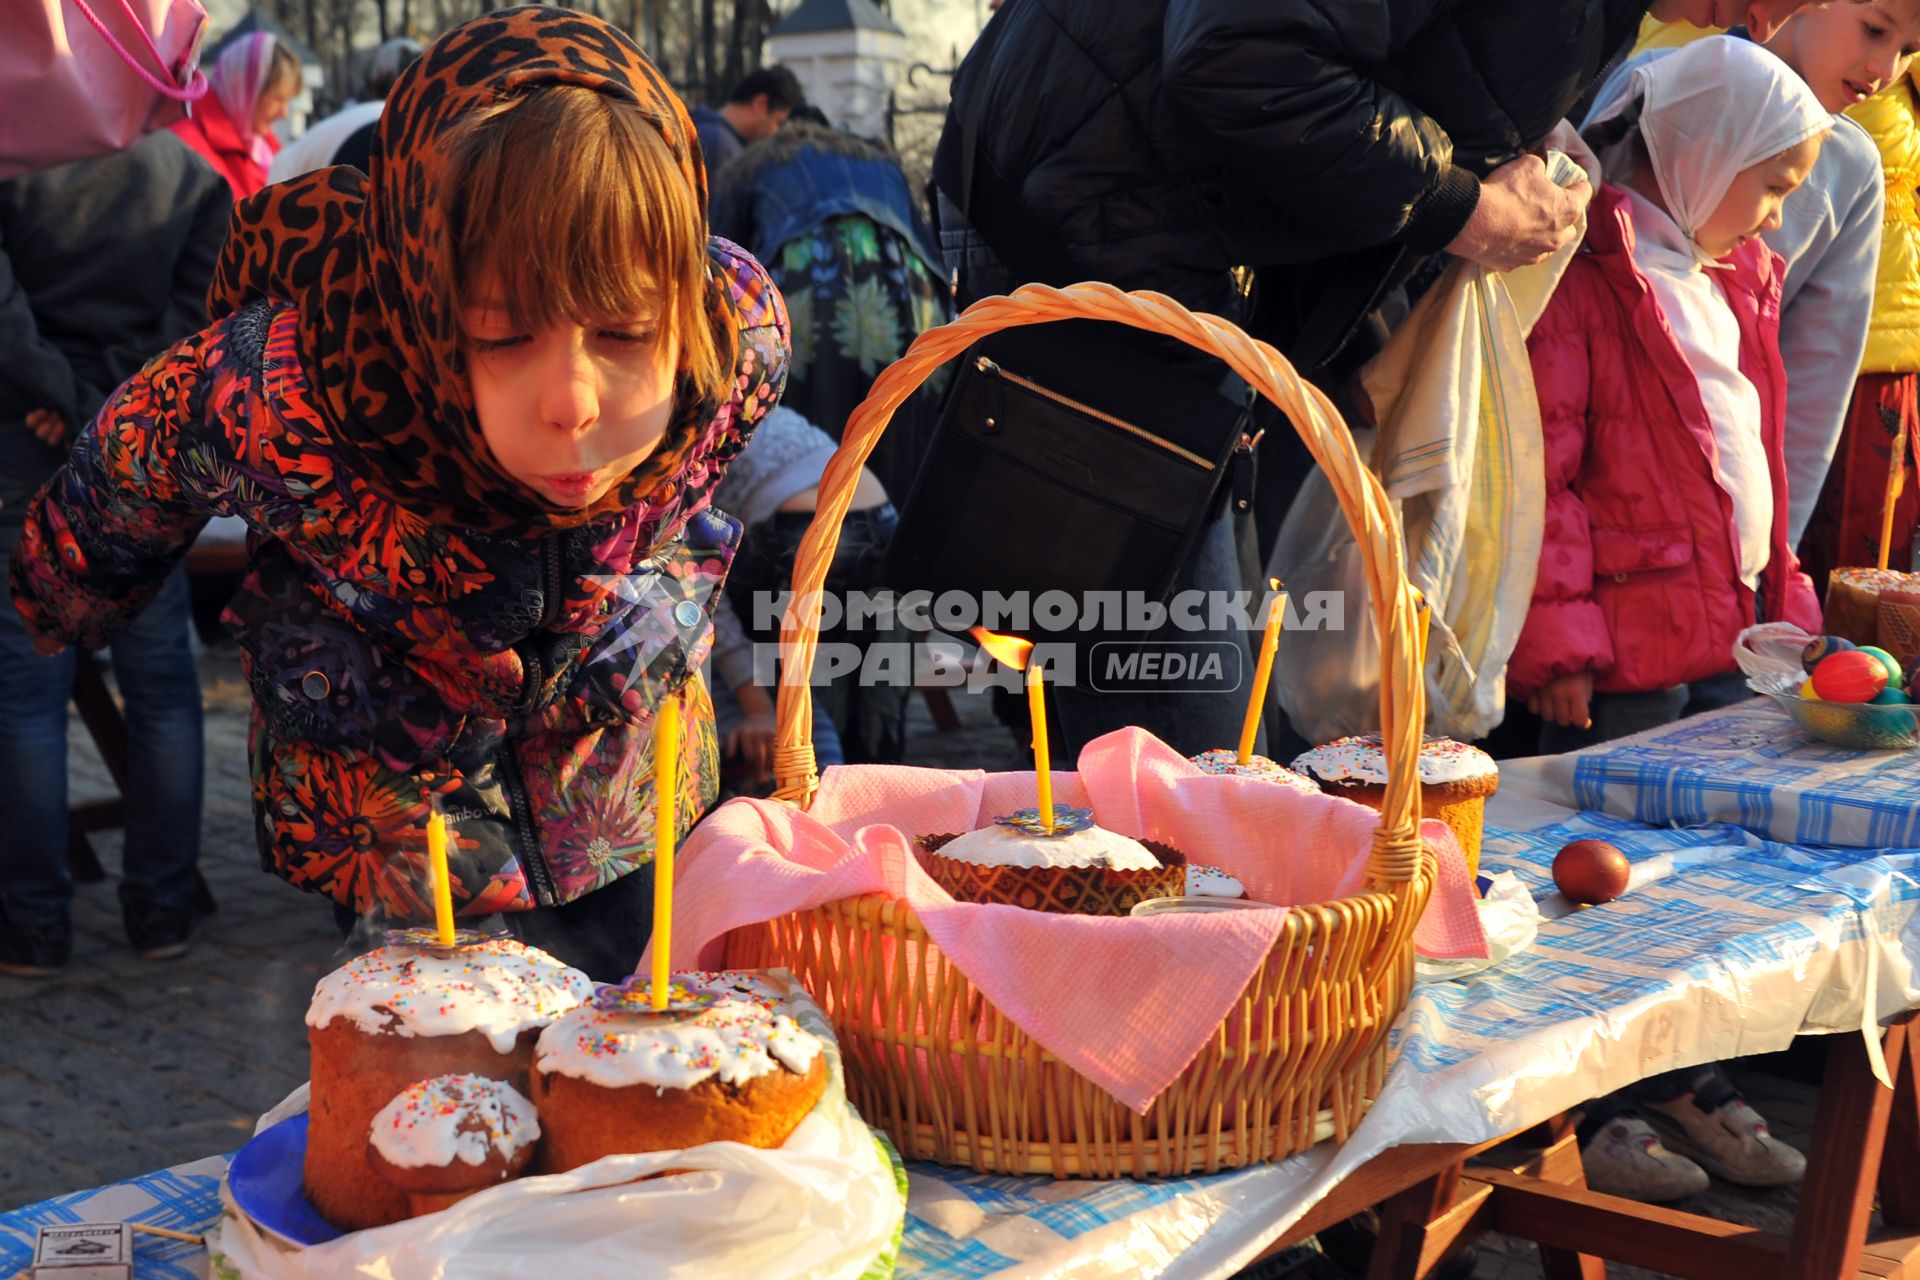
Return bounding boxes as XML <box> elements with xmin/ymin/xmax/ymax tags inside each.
<box><xmin>916</xmin><ymin>834</ymin><xmax>1187</xmax><ymax>916</ymax></box>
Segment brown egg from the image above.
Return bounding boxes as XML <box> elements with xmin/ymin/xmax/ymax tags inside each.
<box><xmin>1552</xmin><ymin>839</ymin><xmax>1631</xmax><ymax>905</ymax></box>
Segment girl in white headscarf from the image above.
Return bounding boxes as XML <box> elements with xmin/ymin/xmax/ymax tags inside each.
<box><xmin>1512</xmin><ymin>35</ymin><xmax>1828</xmax><ymax>752</ymax></box>
<box><xmin>1510</xmin><ymin>35</ymin><xmax>1830</xmax><ymax>1205</ymax></box>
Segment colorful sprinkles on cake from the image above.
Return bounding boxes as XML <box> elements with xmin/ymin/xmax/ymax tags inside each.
<box><xmin>369</xmin><ymin>1073</ymin><xmax>540</xmax><ymax>1169</ymax></box>
<box><xmin>536</xmin><ymin>974</ymin><xmax>823</xmax><ymax>1092</ymax></box>
<box><xmin>307</xmin><ymin>937</ymin><xmax>594</xmax><ymax>1054</ymax></box>
<box><xmin>1292</xmin><ymin>733</ymin><xmax>1497</xmax><ymax>788</ymax></box>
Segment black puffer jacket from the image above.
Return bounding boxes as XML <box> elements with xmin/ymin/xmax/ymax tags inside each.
<box><xmin>933</xmin><ymin>0</ymin><xmax>1647</xmax><ymax>367</ymax></box>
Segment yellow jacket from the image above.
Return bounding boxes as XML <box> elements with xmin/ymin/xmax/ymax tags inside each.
<box><xmin>1851</xmin><ymin>81</ymin><xmax>1920</xmax><ymax>373</ymax></box>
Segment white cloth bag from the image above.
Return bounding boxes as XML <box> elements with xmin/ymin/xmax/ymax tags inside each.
<box><xmin>1270</xmin><ymin>132</ymin><xmax>1596</xmax><ymax>744</ymax></box>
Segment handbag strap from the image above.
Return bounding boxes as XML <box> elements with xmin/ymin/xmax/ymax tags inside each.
<box><xmin>68</xmin><ymin>0</ymin><xmax>209</xmax><ymax>101</ymax></box>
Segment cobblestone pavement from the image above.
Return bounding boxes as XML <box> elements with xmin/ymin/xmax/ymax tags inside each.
<box><xmin>0</xmin><ymin>647</ymin><xmax>1830</xmax><ymax>1280</ymax></box>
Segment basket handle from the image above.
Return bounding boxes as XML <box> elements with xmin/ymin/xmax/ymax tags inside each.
<box><xmin>770</xmin><ymin>282</ymin><xmax>1429</xmax><ymax>891</ymax></box>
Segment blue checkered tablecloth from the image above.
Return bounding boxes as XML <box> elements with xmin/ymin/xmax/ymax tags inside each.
<box><xmin>1503</xmin><ymin>696</ymin><xmax>1920</xmax><ymax>848</ymax></box>
<box><xmin>9</xmin><ymin>807</ymin><xmax>1920</xmax><ymax>1280</ymax></box>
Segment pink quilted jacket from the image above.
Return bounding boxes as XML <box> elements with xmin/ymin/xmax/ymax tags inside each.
<box><xmin>1510</xmin><ymin>185</ymin><xmax>1821</xmax><ymax>699</ymax></box>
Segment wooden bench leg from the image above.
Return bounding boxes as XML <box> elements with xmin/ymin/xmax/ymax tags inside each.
<box><xmin>1881</xmin><ymin>1018</ymin><xmax>1920</xmax><ymax>1228</ymax></box>
<box><xmin>1784</xmin><ymin>1014</ymin><xmax>1912</xmax><ymax>1280</ymax></box>
<box><xmin>1365</xmin><ymin>1160</ymin><xmax>1499</xmax><ymax>1280</ymax></box>
<box><xmin>1530</xmin><ymin>1114</ymin><xmax>1607</xmax><ymax>1280</ymax></box>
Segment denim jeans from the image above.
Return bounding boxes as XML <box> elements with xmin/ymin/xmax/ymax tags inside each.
<box><xmin>0</xmin><ymin>523</ymin><xmax>203</xmax><ymax>923</ymax></box>
<box><xmin>724</xmin><ymin>504</ymin><xmax>906</xmax><ymax>764</ymax></box>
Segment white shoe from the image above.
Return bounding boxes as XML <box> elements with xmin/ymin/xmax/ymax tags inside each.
<box><xmin>1581</xmin><ymin>1116</ymin><xmax>1710</xmax><ymax>1202</ymax></box>
<box><xmin>1643</xmin><ymin>1093</ymin><xmax>1806</xmax><ymax>1187</ymax></box>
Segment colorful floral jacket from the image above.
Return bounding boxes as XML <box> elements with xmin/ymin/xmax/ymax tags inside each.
<box><xmin>11</xmin><ymin>239</ymin><xmax>788</xmax><ymax>919</ymax></box>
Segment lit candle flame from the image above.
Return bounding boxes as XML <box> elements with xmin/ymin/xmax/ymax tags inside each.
<box><xmin>969</xmin><ymin>625</ymin><xmax>1034</xmax><ymax>671</ymax></box>
<box><xmin>972</xmin><ymin>628</ymin><xmax>1052</xmax><ymax>831</ymax></box>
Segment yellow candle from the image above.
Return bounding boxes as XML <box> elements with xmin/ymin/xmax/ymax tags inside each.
<box><xmin>1028</xmin><ymin>661</ymin><xmax>1053</xmax><ymax>832</ymax></box>
<box><xmin>426</xmin><ymin>810</ymin><xmax>454</xmax><ymax>946</ymax></box>
<box><xmin>1881</xmin><ymin>422</ymin><xmax>1909</xmax><ymax>571</ymax></box>
<box><xmin>651</xmin><ymin>690</ymin><xmax>682</xmax><ymax>1010</ymax></box>
<box><xmin>1237</xmin><ymin>580</ymin><xmax>1285</xmax><ymax>765</ymax></box>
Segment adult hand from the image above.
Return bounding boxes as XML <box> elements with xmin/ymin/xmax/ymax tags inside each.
<box><xmin>726</xmin><ymin>709</ymin><xmax>777</xmax><ymax>782</ymax></box>
<box><xmin>25</xmin><ymin>408</ymin><xmax>69</xmax><ymax>446</ymax></box>
<box><xmin>1446</xmin><ymin>155</ymin><xmax>1589</xmax><ymax>273</ymax></box>
<box><xmin>1527</xmin><ymin>671</ymin><xmax>1595</xmax><ymax>730</ymax></box>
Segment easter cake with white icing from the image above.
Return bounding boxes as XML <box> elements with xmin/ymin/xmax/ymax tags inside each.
<box><xmin>530</xmin><ymin>972</ymin><xmax>829</xmax><ymax>1172</ymax></box>
<box><xmin>366</xmin><ymin>1073</ymin><xmax>541</xmax><ymax>1217</ymax></box>
<box><xmin>1292</xmin><ymin>734</ymin><xmax>1499</xmax><ymax>878</ymax></box>
<box><xmin>304</xmin><ymin>934</ymin><xmax>592</xmax><ymax>1230</ymax></box>
<box><xmin>917</xmin><ymin>806</ymin><xmax>1186</xmax><ymax>915</ymax></box>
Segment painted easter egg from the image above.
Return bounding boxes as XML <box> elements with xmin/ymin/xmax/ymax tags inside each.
<box><xmin>1553</xmin><ymin>840</ymin><xmax>1632</xmax><ymax>905</ymax></box>
<box><xmin>1873</xmin><ymin>686</ymin><xmax>1911</xmax><ymax>706</ymax></box>
<box><xmin>1859</xmin><ymin>646</ymin><xmax>1905</xmax><ymax>688</ymax></box>
<box><xmin>1812</xmin><ymin>650</ymin><xmax>1889</xmax><ymax>703</ymax></box>
<box><xmin>1801</xmin><ymin>677</ymin><xmax>1822</xmax><ymax>701</ymax></box>
<box><xmin>1802</xmin><ymin>635</ymin><xmax>1857</xmax><ymax>673</ymax></box>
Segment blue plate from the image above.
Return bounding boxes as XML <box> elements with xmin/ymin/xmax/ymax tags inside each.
<box><xmin>228</xmin><ymin>1114</ymin><xmax>344</xmax><ymax>1246</ymax></box>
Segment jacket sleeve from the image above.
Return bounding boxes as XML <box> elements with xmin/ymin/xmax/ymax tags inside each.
<box><xmin>0</xmin><ymin>221</ymin><xmax>85</xmax><ymax>431</ymax></box>
<box><xmin>1508</xmin><ymin>280</ymin><xmax>1615</xmax><ymax>697</ymax></box>
<box><xmin>1162</xmin><ymin>0</ymin><xmax>1482</xmax><ymax>257</ymax></box>
<box><xmin>1777</xmin><ymin>148</ymin><xmax>1882</xmax><ymax>544</ymax></box>
<box><xmin>9</xmin><ymin>325</ymin><xmax>232</xmax><ymax>653</ymax></box>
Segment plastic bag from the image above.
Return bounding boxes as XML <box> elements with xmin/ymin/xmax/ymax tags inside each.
<box><xmin>207</xmin><ymin>973</ymin><xmax>905</xmax><ymax>1280</ymax></box>
<box><xmin>1270</xmin><ymin>136</ymin><xmax>1595</xmax><ymax>745</ymax></box>
<box><xmin>1414</xmin><ymin>871</ymin><xmax>1539</xmax><ymax>982</ymax></box>
<box><xmin>1735</xmin><ymin>621</ymin><xmax>1816</xmax><ymax>692</ymax></box>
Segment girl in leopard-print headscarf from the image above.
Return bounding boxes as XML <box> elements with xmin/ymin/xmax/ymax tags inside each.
<box><xmin>10</xmin><ymin>7</ymin><xmax>790</xmax><ymax>981</ymax></box>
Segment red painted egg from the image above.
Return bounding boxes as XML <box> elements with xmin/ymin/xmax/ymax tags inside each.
<box><xmin>1811</xmin><ymin>650</ymin><xmax>1890</xmax><ymax>703</ymax></box>
<box><xmin>1553</xmin><ymin>839</ymin><xmax>1632</xmax><ymax>905</ymax></box>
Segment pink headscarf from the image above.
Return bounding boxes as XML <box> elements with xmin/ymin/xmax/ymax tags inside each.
<box><xmin>207</xmin><ymin>33</ymin><xmax>284</xmax><ymax>165</ymax></box>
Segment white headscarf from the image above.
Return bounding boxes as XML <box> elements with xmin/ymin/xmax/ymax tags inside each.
<box><xmin>1584</xmin><ymin>37</ymin><xmax>1830</xmax><ymax>589</ymax></box>
<box><xmin>1586</xmin><ymin>37</ymin><xmax>1829</xmax><ymax>266</ymax></box>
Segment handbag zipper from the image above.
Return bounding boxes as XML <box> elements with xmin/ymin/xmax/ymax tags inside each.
<box><xmin>973</xmin><ymin>356</ymin><xmax>1215</xmax><ymax>470</ymax></box>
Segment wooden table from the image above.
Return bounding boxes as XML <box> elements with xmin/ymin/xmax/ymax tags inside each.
<box><xmin>1256</xmin><ymin>1014</ymin><xmax>1920</xmax><ymax>1279</ymax></box>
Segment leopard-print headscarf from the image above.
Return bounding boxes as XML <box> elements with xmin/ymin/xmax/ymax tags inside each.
<box><xmin>209</xmin><ymin>6</ymin><xmax>729</xmax><ymax>539</ymax></box>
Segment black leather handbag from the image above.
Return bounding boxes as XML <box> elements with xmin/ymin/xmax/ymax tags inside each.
<box><xmin>881</xmin><ymin>318</ymin><xmax>1250</xmax><ymax>635</ymax></box>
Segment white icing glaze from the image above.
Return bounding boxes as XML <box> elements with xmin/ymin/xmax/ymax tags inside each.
<box><xmin>1291</xmin><ymin>734</ymin><xmax>1496</xmax><ymax>788</ymax></box>
<box><xmin>1185</xmin><ymin>864</ymin><xmax>1245</xmax><ymax>898</ymax></box>
<box><xmin>938</xmin><ymin>823</ymin><xmax>1161</xmax><ymax>870</ymax></box>
<box><xmin>369</xmin><ymin>1074</ymin><xmax>540</xmax><ymax>1170</ymax></box>
<box><xmin>1189</xmin><ymin>750</ymin><xmax>1322</xmax><ymax>793</ymax></box>
<box><xmin>535</xmin><ymin>983</ymin><xmax>824</xmax><ymax>1092</ymax></box>
<box><xmin>307</xmin><ymin>939</ymin><xmax>594</xmax><ymax>1055</ymax></box>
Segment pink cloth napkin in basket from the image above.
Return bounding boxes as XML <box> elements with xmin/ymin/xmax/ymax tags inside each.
<box><xmin>657</xmin><ymin>728</ymin><xmax>1485</xmax><ymax>1114</ymax></box>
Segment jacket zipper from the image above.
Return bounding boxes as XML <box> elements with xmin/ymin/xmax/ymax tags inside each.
<box><xmin>502</xmin><ymin>534</ymin><xmax>567</xmax><ymax>908</ymax></box>
<box><xmin>501</xmin><ymin>739</ymin><xmax>557</xmax><ymax>907</ymax></box>
<box><xmin>974</xmin><ymin>356</ymin><xmax>1216</xmax><ymax>469</ymax></box>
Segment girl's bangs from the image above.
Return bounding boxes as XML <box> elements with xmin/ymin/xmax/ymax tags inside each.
<box><xmin>445</xmin><ymin>87</ymin><xmax>710</xmax><ymax>352</ymax></box>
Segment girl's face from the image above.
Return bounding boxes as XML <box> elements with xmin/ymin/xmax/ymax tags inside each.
<box><xmin>1694</xmin><ymin>133</ymin><xmax>1824</xmax><ymax>259</ymax></box>
<box><xmin>1771</xmin><ymin>0</ymin><xmax>1920</xmax><ymax>111</ymax></box>
<box><xmin>463</xmin><ymin>278</ymin><xmax>682</xmax><ymax>510</ymax></box>
<box><xmin>254</xmin><ymin>69</ymin><xmax>298</xmax><ymax>136</ymax></box>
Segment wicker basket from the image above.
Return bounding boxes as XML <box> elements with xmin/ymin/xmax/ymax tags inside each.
<box><xmin>724</xmin><ymin>282</ymin><xmax>1433</xmax><ymax>1177</ymax></box>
